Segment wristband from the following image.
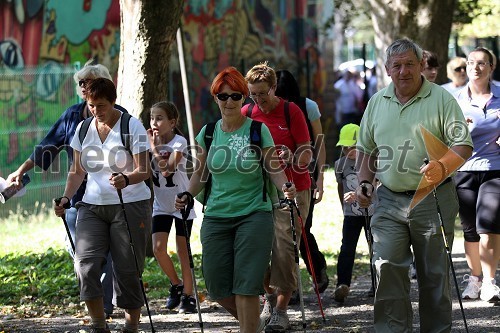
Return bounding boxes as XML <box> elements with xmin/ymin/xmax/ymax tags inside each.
<box><xmin>359</xmin><ymin>180</ymin><xmax>373</xmax><ymax>187</ymax></box>
<box><xmin>119</xmin><ymin>172</ymin><xmax>130</xmax><ymax>187</ymax></box>
<box><xmin>55</xmin><ymin>196</ymin><xmax>71</xmax><ymax>209</ymax></box>
<box><xmin>436</xmin><ymin>160</ymin><xmax>448</xmax><ymax>178</ymax></box>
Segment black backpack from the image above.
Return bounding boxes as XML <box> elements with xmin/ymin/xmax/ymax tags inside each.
<box><xmin>199</xmin><ymin>120</ymin><xmax>267</xmax><ymax>212</ymax></box>
<box><xmin>246</xmin><ymin>100</ymin><xmax>314</xmax><ymax>146</ymax></box>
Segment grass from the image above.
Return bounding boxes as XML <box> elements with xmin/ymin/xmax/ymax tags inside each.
<box><xmin>0</xmin><ymin>169</ymin><xmax>371</xmax><ymax>316</ymax></box>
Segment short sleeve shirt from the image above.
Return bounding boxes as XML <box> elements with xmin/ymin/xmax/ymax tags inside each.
<box><xmin>357</xmin><ymin>79</ymin><xmax>473</xmax><ymax>192</ymax></box>
<box><xmin>70</xmin><ymin>112</ymin><xmax>151</xmax><ymax>204</ymax></box>
<box><xmin>151</xmin><ymin>134</ymin><xmax>196</xmax><ymax>219</ymax></box>
<box><xmin>305</xmin><ymin>98</ymin><xmax>321</xmax><ymax>122</ymax></box>
<box><xmin>196</xmin><ymin>117</ymin><xmax>275</xmax><ymax>217</ymax></box>
<box><xmin>334</xmin><ymin>156</ymin><xmax>375</xmax><ymax>216</ymax></box>
<box><xmin>455</xmin><ymin>84</ymin><xmax>500</xmax><ymax>171</ymax></box>
<box><xmin>241</xmin><ymin>98</ymin><xmax>312</xmax><ymax>191</ymax></box>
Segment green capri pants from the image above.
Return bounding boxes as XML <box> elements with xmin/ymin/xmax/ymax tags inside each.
<box><xmin>200</xmin><ymin>211</ymin><xmax>274</xmax><ymax>300</ymax></box>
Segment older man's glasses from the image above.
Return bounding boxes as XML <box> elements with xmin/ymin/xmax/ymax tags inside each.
<box><xmin>216</xmin><ymin>93</ymin><xmax>243</xmax><ymax>101</ymax></box>
<box><xmin>249</xmin><ymin>87</ymin><xmax>273</xmax><ymax>101</ymax></box>
<box><xmin>466</xmin><ymin>61</ymin><xmax>491</xmax><ymax>68</ymax></box>
<box><xmin>454</xmin><ymin>66</ymin><xmax>466</xmax><ymax>72</ymax></box>
<box><xmin>78</xmin><ymin>79</ymin><xmax>90</xmax><ymax>87</ymax></box>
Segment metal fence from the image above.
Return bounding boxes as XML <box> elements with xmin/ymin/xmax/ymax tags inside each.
<box><xmin>0</xmin><ymin>64</ymin><xmax>79</xmax><ymax>218</ymax></box>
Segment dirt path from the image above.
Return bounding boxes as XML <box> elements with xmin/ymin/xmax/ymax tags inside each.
<box><xmin>1</xmin><ymin>247</ymin><xmax>499</xmax><ymax>332</ymax></box>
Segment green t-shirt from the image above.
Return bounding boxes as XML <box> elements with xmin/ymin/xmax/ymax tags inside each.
<box><xmin>196</xmin><ymin>118</ymin><xmax>275</xmax><ymax>217</ymax></box>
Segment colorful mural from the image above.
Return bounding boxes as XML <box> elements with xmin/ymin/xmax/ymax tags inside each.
<box><xmin>0</xmin><ymin>0</ymin><xmax>328</xmax><ymax>210</ymax></box>
<box><xmin>180</xmin><ymin>0</ymin><xmax>326</xmax><ymax>126</ymax></box>
<box><xmin>0</xmin><ymin>0</ymin><xmax>121</xmax><ymax>170</ymax></box>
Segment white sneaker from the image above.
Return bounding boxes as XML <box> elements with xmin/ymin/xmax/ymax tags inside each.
<box><xmin>265</xmin><ymin>308</ymin><xmax>290</xmax><ymax>332</ymax></box>
<box><xmin>256</xmin><ymin>316</ymin><xmax>266</xmax><ymax>333</ymax></box>
<box><xmin>461</xmin><ymin>274</ymin><xmax>482</xmax><ymax>300</ymax></box>
<box><xmin>480</xmin><ymin>279</ymin><xmax>500</xmax><ymax>302</ymax></box>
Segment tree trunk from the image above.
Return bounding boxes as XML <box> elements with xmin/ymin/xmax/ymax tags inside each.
<box><xmin>117</xmin><ymin>0</ymin><xmax>184</xmax><ymax>257</ymax></box>
<box><xmin>117</xmin><ymin>0</ymin><xmax>184</xmax><ymax>124</ymax></box>
<box><xmin>368</xmin><ymin>0</ymin><xmax>456</xmax><ymax>86</ymax></box>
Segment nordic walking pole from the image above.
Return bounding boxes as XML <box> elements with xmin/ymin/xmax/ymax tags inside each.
<box><xmin>177</xmin><ymin>192</ymin><xmax>204</xmax><ymax>333</ymax></box>
<box><xmin>54</xmin><ymin>197</ymin><xmax>75</xmax><ymax>253</ymax></box>
<box><xmin>293</xmin><ymin>199</ymin><xmax>326</xmax><ymax>322</ymax></box>
<box><xmin>423</xmin><ymin>159</ymin><xmax>469</xmax><ymax>333</ymax></box>
<box><xmin>113</xmin><ymin>174</ymin><xmax>155</xmax><ymax>333</ymax></box>
<box><xmin>360</xmin><ymin>184</ymin><xmax>376</xmax><ymax>294</ymax></box>
<box><xmin>283</xmin><ymin>168</ymin><xmax>326</xmax><ymax>322</ymax></box>
<box><xmin>282</xmin><ymin>182</ymin><xmax>307</xmax><ymax>332</ymax></box>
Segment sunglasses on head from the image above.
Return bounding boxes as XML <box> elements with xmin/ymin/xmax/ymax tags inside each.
<box><xmin>454</xmin><ymin>66</ymin><xmax>466</xmax><ymax>72</ymax></box>
<box><xmin>216</xmin><ymin>93</ymin><xmax>243</xmax><ymax>101</ymax></box>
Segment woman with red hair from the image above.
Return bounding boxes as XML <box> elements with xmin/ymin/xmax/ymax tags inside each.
<box><xmin>176</xmin><ymin>67</ymin><xmax>295</xmax><ymax>332</ymax></box>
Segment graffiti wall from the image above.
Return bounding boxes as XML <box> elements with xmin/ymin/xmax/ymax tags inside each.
<box><xmin>179</xmin><ymin>0</ymin><xmax>326</xmax><ymax>127</ymax></box>
<box><xmin>0</xmin><ymin>0</ymin><xmax>124</xmax><ymax>213</ymax></box>
<box><xmin>0</xmin><ymin>0</ymin><xmax>327</xmax><ymax>211</ymax></box>
<box><xmin>0</xmin><ymin>0</ymin><xmax>121</xmax><ymax>169</ymax></box>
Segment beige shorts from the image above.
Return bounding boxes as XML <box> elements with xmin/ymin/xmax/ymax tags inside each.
<box><xmin>269</xmin><ymin>189</ymin><xmax>311</xmax><ymax>292</ymax></box>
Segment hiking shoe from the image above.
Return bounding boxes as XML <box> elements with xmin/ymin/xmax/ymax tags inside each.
<box><xmin>178</xmin><ymin>294</ymin><xmax>197</xmax><ymax>314</ymax></box>
<box><xmin>260</xmin><ymin>292</ymin><xmax>277</xmax><ymax>326</ymax></box>
<box><xmin>166</xmin><ymin>283</ymin><xmax>184</xmax><ymax>309</ymax></box>
<box><xmin>334</xmin><ymin>284</ymin><xmax>350</xmax><ymax>303</ymax></box>
<box><xmin>317</xmin><ymin>268</ymin><xmax>330</xmax><ymax>293</ymax></box>
<box><xmin>265</xmin><ymin>308</ymin><xmax>290</xmax><ymax>332</ymax></box>
<box><xmin>480</xmin><ymin>279</ymin><xmax>500</xmax><ymax>302</ymax></box>
<box><xmin>461</xmin><ymin>274</ymin><xmax>482</xmax><ymax>300</ymax></box>
<box><xmin>257</xmin><ymin>316</ymin><xmax>267</xmax><ymax>332</ymax></box>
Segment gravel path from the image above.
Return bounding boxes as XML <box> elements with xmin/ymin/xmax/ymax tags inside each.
<box><xmin>1</xmin><ymin>246</ymin><xmax>499</xmax><ymax>332</ymax></box>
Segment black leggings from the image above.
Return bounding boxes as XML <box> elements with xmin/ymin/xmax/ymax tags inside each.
<box><xmin>454</xmin><ymin>170</ymin><xmax>500</xmax><ymax>242</ymax></box>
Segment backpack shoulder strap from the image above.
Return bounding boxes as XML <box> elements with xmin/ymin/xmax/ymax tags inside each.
<box><xmin>200</xmin><ymin>122</ymin><xmax>217</xmax><ymax>212</ymax></box>
<box><xmin>120</xmin><ymin>112</ymin><xmax>133</xmax><ymax>155</ymax></box>
<box><xmin>249</xmin><ymin>120</ymin><xmax>262</xmax><ymax>147</ymax></box>
<box><xmin>204</xmin><ymin>121</ymin><xmax>216</xmax><ymax>151</ymax></box>
<box><xmin>249</xmin><ymin>120</ymin><xmax>267</xmax><ymax>202</ymax></box>
<box><xmin>79</xmin><ymin>116</ymin><xmax>94</xmax><ymax>145</ymax></box>
<box><xmin>246</xmin><ymin>103</ymin><xmax>254</xmax><ymax>118</ymax></box>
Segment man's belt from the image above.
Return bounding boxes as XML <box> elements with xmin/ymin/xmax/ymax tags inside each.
<box><xmin>387</xmin><ymin>177</ymin><xmax>452</xmax><ymax>196</ymax></box>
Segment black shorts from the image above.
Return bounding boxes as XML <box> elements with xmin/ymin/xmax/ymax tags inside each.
<box><xmin>454</xmin><ymin>170</ymin><xmax>500</xmax><ymax>241</ymax></box>
<box><xmin>152</xmin><ymin>214</ymin><xmax>193</xmax><ymax>237</ymax></box>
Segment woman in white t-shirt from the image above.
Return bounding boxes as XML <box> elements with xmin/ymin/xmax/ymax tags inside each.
<box><xmin>54</xmin><ymin>78</ymin><xmax>151</xmax><ymax>333</ymax></box>
<box><xmin>147</xmin><ymin>101</ymin><xmax>197</xmax><ymax>314</ymax></box>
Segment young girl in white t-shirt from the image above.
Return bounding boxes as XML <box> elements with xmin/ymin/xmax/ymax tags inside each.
<box><xmin>147</xmin><ymin>101</ymin><xmax>197</xmax><ymax>314</ymax></box>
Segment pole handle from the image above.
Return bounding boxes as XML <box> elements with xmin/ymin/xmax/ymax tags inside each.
<box><xmin>177</xmin><ymin>192</ymin><xmax>194</xmax><ymax>220</ymax></box>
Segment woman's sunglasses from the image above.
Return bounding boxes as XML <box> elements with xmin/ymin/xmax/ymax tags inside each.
<box><xmin>216</xmin><ymin>93</ymin><xmax>243</xmax><ymax>101</ymax></box>
<box><xmin>454</xmin><ymin>66</ymin><xmax>466</xmax><ymax>73</ymax></box>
